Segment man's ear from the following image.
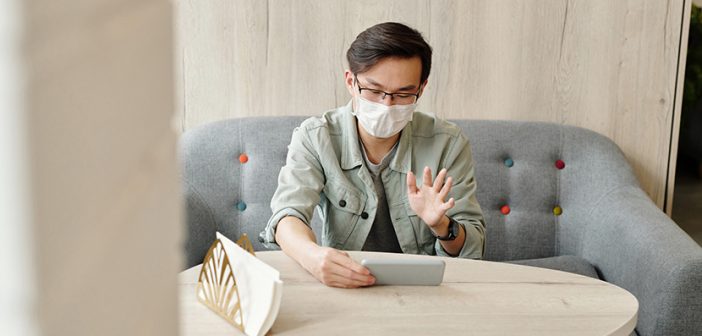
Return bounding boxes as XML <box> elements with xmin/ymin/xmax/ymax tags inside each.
<box><xmin>418</xmin><ymin>79</ymin><xmax>428</xmax><ymax>97</ymax></box>
<box><xmin>344</xmin><ymin>70</ymin><xmax>355</xmax><ymax>96</ymax></box>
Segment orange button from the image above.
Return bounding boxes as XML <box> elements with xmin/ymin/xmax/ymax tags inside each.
<box><xmin>239</xmin><ymin>153</ymin><xmax>249</xmax><ymax>164</ymax></box>
<box><xmin>500</xmin><ymin>205</ymin><xmax>511</xmax><ymax>215</ymax></box>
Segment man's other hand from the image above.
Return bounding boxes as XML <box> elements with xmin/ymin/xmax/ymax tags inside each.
<box><xmin>302</xmin><ymin>246</ymin><xmax>375</xmax><ymax>288</ymax></box>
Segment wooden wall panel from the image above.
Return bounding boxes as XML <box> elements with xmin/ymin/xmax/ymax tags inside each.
<box><xmin>176</xmin><ymin>0</ymin><xmax>689</xmax><ymax>211</ymax></box>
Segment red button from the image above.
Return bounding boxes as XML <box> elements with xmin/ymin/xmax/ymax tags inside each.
<box><xmin>239</xmin><ymin>153</ymin><xmax>249</xmax><ymax>164</ymax></box>
<box><xmin>555</xmin><ymin>160</ymin><xmax>565</xmax><ymax>170</ymax></box>
<box><xmin>500</xmin><ymin>205</ymin><xmax>511</xmax><ymax>215</ymax></box>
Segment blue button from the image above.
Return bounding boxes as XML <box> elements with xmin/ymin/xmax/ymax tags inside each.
<box><xmin>504</xmin><ymin>158</ymin><xmax>514</xmax><ymax>167</ymax></box>
<box><xmin>236</xmin><ymin>201</ymin><xmax>247</xmax><ymax>211</ymax></box>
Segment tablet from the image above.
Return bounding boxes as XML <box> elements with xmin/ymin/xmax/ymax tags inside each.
<box><xmin>361</xmin><ymin>258</ymin><xmax>445</xmax><ymax>286</ymax></box>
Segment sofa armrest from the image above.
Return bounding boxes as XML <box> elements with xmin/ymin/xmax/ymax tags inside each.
<box><xmin>577</xmin><ymin>185</ymin><xmax>702</xmax><ymax>336</ymax></box>
<box><xmin>183</xmin><ymin>181</ymin><xmax>218</xmax><ymax>269</ymax></box>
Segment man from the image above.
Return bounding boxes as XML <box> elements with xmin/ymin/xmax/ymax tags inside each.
<box><xmin>260</xmin><ymin>22</ymin><xmax>485</xmax><ymax>288</ymax></box>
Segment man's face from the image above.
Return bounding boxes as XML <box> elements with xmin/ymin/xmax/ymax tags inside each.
<box><xmin>345</xmin><ymin>56</ymin><xmax>426</xmax><ymax>108</ymax></box>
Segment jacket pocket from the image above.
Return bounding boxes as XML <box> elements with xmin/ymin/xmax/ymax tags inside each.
<box><xmin>400</xmin><ymin>201</ymin><xmax>435</xmax><ymax>255</ymax></box>
<box><xmin>322</xmin><ymin>181</ymin><xmax>366</xmax><ymax>247</ymax></box>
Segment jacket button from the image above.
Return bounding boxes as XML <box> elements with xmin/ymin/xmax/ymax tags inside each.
<box><xmin>239</xmin><ymin>153</ymin><xmax>249</xmax><ymax>164</ymax></box>
<box><xmin>361</xmin><ymin>212</ymin><xmax>369</xmax><ymax>219</ymax></box>
<box><xmin>339</xmin><ymin>200</ymin><xmax>346</xmax><ymax>207</ymax></box>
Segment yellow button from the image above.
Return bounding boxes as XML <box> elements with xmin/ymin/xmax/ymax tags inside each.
<box><xmin>553</xmin><ymin>206</ymin><xmax>562</xmax><ymax>216</ymax></box>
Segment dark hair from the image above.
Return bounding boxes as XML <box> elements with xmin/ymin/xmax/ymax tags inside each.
<box><xmin>346</xmin><ymin>22</ymin><xmax>432</xmax><ymax>84</ymax></box>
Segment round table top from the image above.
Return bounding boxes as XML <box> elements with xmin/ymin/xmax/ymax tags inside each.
<box><xmin>179</xmin><ymin>251</ymin><xmax>638</xmax><ymax>336</ymax></box>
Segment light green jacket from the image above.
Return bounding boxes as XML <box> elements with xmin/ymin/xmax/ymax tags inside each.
<box><xmin>260</xmin><ymin>102</ymin><xmax>485</xmax><ymax>258</ymax></box>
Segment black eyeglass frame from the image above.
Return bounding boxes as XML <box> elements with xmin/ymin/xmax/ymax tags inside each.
<box><xmin>353</xmin><ymin>74</ymin><xmax>422</xmax><ymax>103</ymax></box>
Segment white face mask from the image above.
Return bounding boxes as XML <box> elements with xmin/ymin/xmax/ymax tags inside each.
<box><xmin>352</xmin><ymin>96</ymin><xmax>416</xmax><ymax>138</ymax></box>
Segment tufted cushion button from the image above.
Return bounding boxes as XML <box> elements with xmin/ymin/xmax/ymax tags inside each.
<box><xmin>236</xmin><ymin>201</ymin><xmax>247</xmax><ymax>211</ymax></box>
<box><xmin>500</xmin><ymin>205</ymin><xmax>511</xmax><ymax>215</ymax></box>
<box><xmin>258</xmin><ymin>236</ymin><xmax>264</xmax><ymax>243</ymax></box>
<box><xmin>339</xmin><ymin>200</ymin><xmax>347</xmax><ymax>207</ymax></box>
<box><xmin>504</xmin><ymin>158</ymin><xmax>514</xmax><ymax>167</ymax></box>
<box><xmin>555</xmin><ymin>159</ymin><xmax>565</xmax><ymax>170</ymax></box>
<box><xmin>361</xmin><ymin>212</ymin><xmax>369</xmax><ymax>219</ymax></box>
<box><xmin>239</xmin><ymin>153</ymin><xmax>249</xmax><ymax>164</ymax></box>
<box><xmin>553</xmin><ymin>206</ymin><xmax>563</xmax><ymax>216</ymax></box>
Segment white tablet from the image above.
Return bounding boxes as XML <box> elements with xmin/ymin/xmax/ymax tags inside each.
<box><xmin>361</xmin><ymin>258</ymin><xmax>445</xmax><ymax>286</ymax></box>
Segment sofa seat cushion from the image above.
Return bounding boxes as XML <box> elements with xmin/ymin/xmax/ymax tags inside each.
<box><xmin>505</xmin><ymin>255</ymin><xmax>600</xmax><ymax>279</ymax></box>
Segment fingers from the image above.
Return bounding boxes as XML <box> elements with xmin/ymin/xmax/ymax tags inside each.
<box><xmin>433</xmin><ymin>168</ymin><xmax>447</xmax><ymax>192</ymax></box>
<box><xmin>316</xmin><ymin>248</ymin><xmax>375</xmax><ymax>288</ymax></box>
<box><xmin>412</xmin><ymin>166</ymin><xmax>455</xmax><ymax>203</ymax></box>
<box><xmin>423</xmin><ymin>166</ymin><xmax>433</xmax><ymax>187</ymax></box>
<box><xmin>438</xmin><ymin>176</ymin><xmax>452</xmax><ymax>199</ymax></box>
<box><xmin>330</xmin><ymin>266</ymin><xmax>375</xmax><ymax>285</ymax></box>
<box><xmin>333</xmin><ymin>251</ymin><xmax>370</xmax><ymax>276</ymax></box>
<box><xmin>323</xmin><ymin>273</ymin><xmax>373</xmax><ymax>288</ymax></box>
<box><xmin>406</xmin><ymin>171</ymin><xmax>418</xmax><ymax>194</ymax></box>
<box><xmin>441</xmin><ymin>197</ymin><xmax>456</xmax><ymax>211</ymax></box>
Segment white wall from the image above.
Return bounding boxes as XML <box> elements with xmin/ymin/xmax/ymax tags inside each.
<box><xmin>0</xmin><ymin>0</ymin><xmax>37</xmax><ymax>335</ymax></box>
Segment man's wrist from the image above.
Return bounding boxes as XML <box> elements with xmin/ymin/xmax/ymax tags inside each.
<box><xmin>430</xmin><ymin>216</ymin><xmax>451</xmax><ymax>237</ymax></box>
<box><xmin>299</xmin><ymin>241</ymin><xmax>322</xmax><ymax>272</ymax></box>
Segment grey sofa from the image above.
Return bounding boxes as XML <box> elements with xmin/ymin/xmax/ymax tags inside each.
<box><xmin>180</xmin><ymin>117</ymin><xmax>702</xmax><ymax>336</ymax></box>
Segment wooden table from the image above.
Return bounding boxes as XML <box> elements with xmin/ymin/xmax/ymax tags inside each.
<box><xmin>179</xmin><ymin>251</ymin><xmax>638</xmax><ymax>335</ymax></box>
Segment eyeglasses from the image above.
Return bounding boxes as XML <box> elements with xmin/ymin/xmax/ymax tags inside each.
<box><xmin>354</xmin><ymin>74</ymin><xmax>421</xmax><ymax>105</ymax></box>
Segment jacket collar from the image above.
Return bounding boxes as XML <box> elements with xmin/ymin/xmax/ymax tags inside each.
<box><xmin>339</xmin><ymin>101</ymin><xmax>412</xmax><ymax>173</ymax></box>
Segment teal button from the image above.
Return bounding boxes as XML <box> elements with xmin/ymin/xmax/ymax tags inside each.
<box><xmin>504</xmin><ymin>158</ymin><xmax>514</xmax><ymax>167</ymax></box>
<box><xmin>236</xmin><ymin>201</ymin><xmax>247</xmax><ymax>211</ymax></box>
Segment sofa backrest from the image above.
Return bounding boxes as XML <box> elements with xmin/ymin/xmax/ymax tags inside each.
<box><xmin>180</xmin><ymin>117</ymin><xmax>638</xmax><ymax>267</ymax></box>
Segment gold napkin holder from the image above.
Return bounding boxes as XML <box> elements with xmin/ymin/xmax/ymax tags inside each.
<box><xmin>195</xmin><ymin>233</ymin><xmax>256</xmax><ymax>331</ymax></box>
